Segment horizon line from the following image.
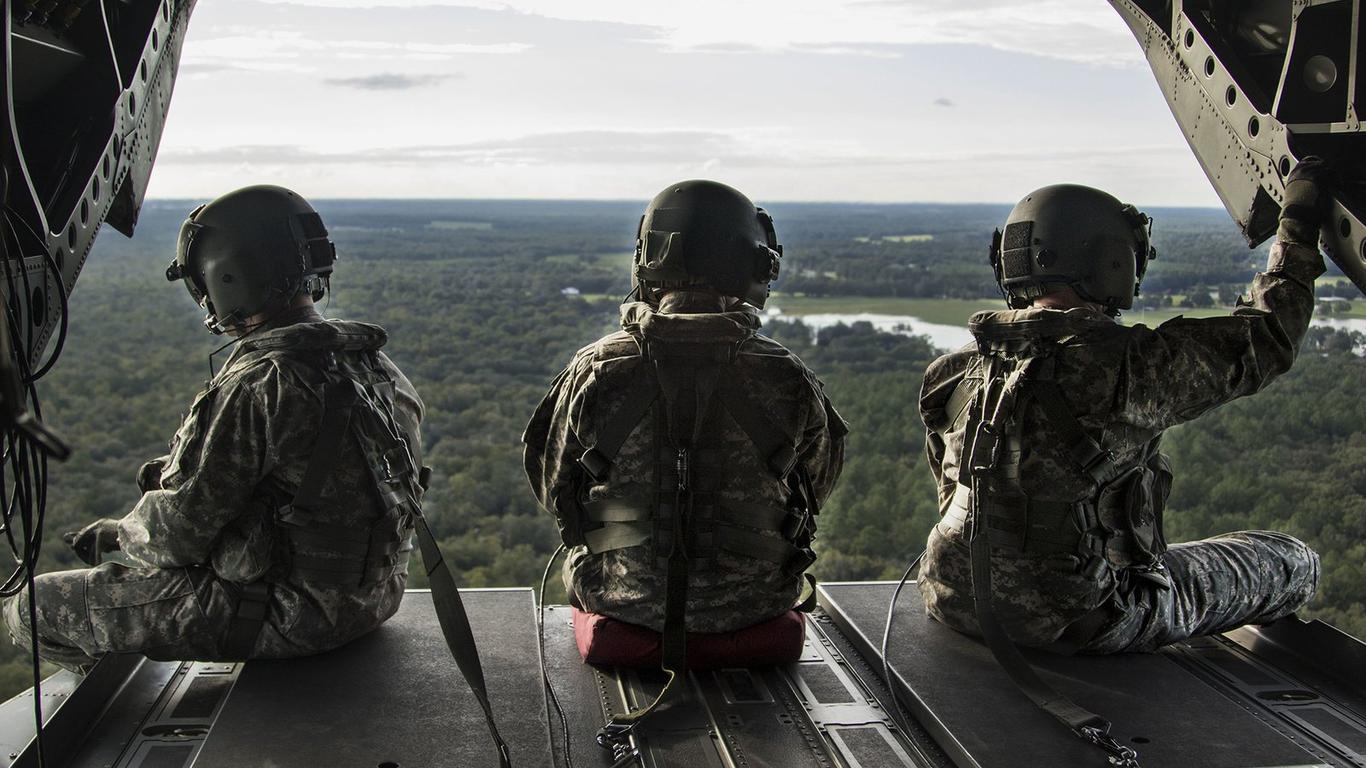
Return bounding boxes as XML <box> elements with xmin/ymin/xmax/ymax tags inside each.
<box><xmin>141</xmin><ymin>196</ymin><xmax>1231</xmax><ymax>210</ymax></box>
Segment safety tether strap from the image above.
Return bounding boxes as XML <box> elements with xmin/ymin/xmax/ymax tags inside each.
<box><xmin>300</xmin><ymin>369</ymin><xmax>513</xmax><ymax>768</ymax></box>
<box><xmin>597</xmin><ymin>354</ymin><xmax>722</xmax><ymax>755</ymax></box>
<box><xmin>225</xmin><ymin>376</ymin><xmax>360</xmax><ymax>659</ymax></box>
<box><xmin>963</xmin><ymin>357</ymin><xmax>1140</xmax><ymax>768</ymax></box>
<box><xmin>415</xmin><ymin>512</ymin><xmax>513</xmax><ymax>768</ymax></box>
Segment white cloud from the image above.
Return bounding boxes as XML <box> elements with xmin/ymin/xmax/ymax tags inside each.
<box><xmin>184</xmin><ymin>31</ymin><xmax>530</xmax><ymax>67</ymax></box>
<box><xmin>254</xmin><ymin>0</ymin><xmax>1141</xmax><ymax>65</ymax></box>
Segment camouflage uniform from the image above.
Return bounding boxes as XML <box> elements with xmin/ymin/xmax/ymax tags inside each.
<box><xmin>524</xmin><ymin>296</ymin><xmax>847</xmax><ymax>633</ymax></box>
<box><xmin>919</xmin><ymin>241</ymin><xmax>1322</xmax><ymax>653</ymax></box>
<box><xmin>4</xmin><ymin>307</ymin><xmax>424</xmax><ymax>668</ymax></box>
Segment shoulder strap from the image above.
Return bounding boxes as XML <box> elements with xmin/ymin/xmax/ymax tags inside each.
<box><xmin>299</xmin><ymin>362</ymin><xmax>514</xmax><ymax>768</ymax></box>
<box><xmin>963</xmin><ymin>357</ymin><xmax>1141</xmax><ymax>768</ymax></box>
<box><xmin>716</xmin><ymin>379</ymin><xmax>799</xmax><ymax>478</ymax></box>
<box><xmin>1024</xmin><ymin>357</ymin><xmax>1121</xmax><ymax>484</ymax></box>
<box><xmin>291</xmin><ymin>379</ymin><xmax>360</xmax><ymax>510</ymax></box>
<box><xmin>414</xmin><ymin>515</ymin><xmax>513</xmax><ymax>768</ymax></box>
<box><xmin>578</xmin><ymin>363</ymin><xmax>658</xmax><ymax>482</ymax></box>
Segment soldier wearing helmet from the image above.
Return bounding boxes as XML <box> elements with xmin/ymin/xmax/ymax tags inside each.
<box><xmin>4</xmin><ymin>185</ymin><xmax>426</xmax><ymax>668</ymax></box>
<box><xmin>918</xmin><ymin>161</ymin><xmax>1329</xmax><ymax>654</ymax></box>
<box><xmin>524</xmin><ymin>180</ymin><xmax>847</xmax><ymax>655</ymax></box>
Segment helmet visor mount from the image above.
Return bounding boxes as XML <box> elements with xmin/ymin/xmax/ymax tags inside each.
<box><xmin>168</xmin><ymin>204</ymin><xmax>209</xmax><ymax>307</ymax></box>
<box><xmin>992</xmin><ymin>186</ymin><xmax>1156</xmax><ymax>315</ymax></box>
<box><xmin>288</xmin><ymin>211</ymin><xmax>337</xmax><ymax>301</ymax></box>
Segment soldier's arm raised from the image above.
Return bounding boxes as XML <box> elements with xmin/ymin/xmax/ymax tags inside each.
<box><xmin>117</xmin><ymin>380</ymin><xmax>271</xmax><ymax>568</ymax></box>
<box><xmin>1117</xmin><ymin>161</ymin><xmax>1330</xmax><ymax>431</ymax></box>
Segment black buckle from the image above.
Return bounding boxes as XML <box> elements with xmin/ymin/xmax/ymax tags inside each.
<box><xmin>784</xmin><ymin>547</ymin><xmax>818</xmax><ymax>577</ymax></box>
<box><xmin>783</xmin><ymin>509</ymin><xmax>815</xmax><ymax>543</ymax></box>
<box><xmin>768</xmin><ymin>445</ymin><xmax>797</xmax><ymax>477</ymax></box>
<box><xmin>579</xmin><ymin>448</ymin><xmax>611</xmax><ymax>482</ymax></box>
<box><xmin>1078</xmin><ymin>725</ymin><xmax>1141</xmax><ymax>767</ymax></box>
<box><xmin>597</xmin><ymin>721</ymin><xmax>641</xmax><ymax>767</ymax></box>
<box><xmin>380</xmin><ymin>440</ymin><xmax>412</xmax><ymax>483</ymax></box>
<box><xmin>967</xmin><ymin>422</ymin><xmax>1002</xmax><ymax>476</ymax></box>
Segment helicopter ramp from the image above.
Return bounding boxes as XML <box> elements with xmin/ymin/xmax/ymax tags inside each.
<box><xmin>2</xmin><ymin>583</ymin><xmax>1365</xmax><ymax>768</ymax></box>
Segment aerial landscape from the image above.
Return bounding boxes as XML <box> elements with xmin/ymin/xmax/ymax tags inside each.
<box><xmin>0</xmin><ymin>199</ymin><xmax>1358</xmax><ymax>698</ymax></box>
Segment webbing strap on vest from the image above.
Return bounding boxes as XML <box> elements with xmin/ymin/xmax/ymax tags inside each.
<box><xmin>596</xmin><ymin>351</ymin><xmax>721</xmax><ymax>755</ymax></box>
<box><xmin>963</xmin><ymin>357</ymin><xmax>1141</xmax><ymax>768</ymax></box>
<box><xmin>293</xmin><ymin>367</ymin><xmax>512</xmax><ymax>767</ymax></box>
<box><xmin>415</xmin><ymin>512</ymin><xmax>513</xmax><ymax>768</ymax></box>
<box><xmin>580</xmin><ymin>365</ymin><xmax>658</xmax><ymax>482</ymax></box>
<box><xmin>223</xmin><ymin>377</ymin><xmax>360</xmax><ymax>659</ymax></box>
<box><xmin>223</xmin><ymin>581</ymin><xmax>271</xmax><ymax>658</ymax></box>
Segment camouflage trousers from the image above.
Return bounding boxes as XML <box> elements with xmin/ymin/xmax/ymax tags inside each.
<box><xmin>1080</xmin><ymin>530</ymin><xmax>1320</xmax><ymax>653</ymax></box>
<box><xmin>2</xmin><ymin>563</ymin><xmax>250</xmax><ymax>670</ymax></box>
<box><xmin>3</xmin><ymin>562</ymin><xmax>405</xmax><ymax>670</ymax></box>
<box><xmin>921</xmin><ymin>529</ymin><xmax>1319</xmax><ymax>652</ymax></box>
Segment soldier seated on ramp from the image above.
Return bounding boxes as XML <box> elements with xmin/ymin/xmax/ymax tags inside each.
<box><xmin>917</xmin><ymin>160</ymin><xmax>1330</xmax><ymax>655</ymax></box>
<box><xmin>523</xmin><ymin>180</ymin><xmax>848</xmax><ymax>669</ymax></box>
<box><xmin>3</xmin><ymin>185</ymin><xmax>426</xmax><ymax>670</ymax></box>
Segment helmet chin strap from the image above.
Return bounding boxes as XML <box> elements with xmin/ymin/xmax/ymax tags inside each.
<box><xmin>204</xmin><ymin>300</ymin><xmax>297</xmax><ymax>380</ymax></box>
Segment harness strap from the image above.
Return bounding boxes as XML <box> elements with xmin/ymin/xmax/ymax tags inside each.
<box><xmin>964</xmin><ymin>357</ymin><xmax>1141</xmax><ymax>768</ymax></box>
<box><xmin>292</xmin><ymin>378</ymin><xmax>361</xmax><ymax>509</ymax></box>
<box><xmin>717</xmin><ymin>382</ymin><xmax>798</xmax><ymax>477</ymax></box>
<box><xmin>599</xmin><ymin>349</ymin><xmax>720</xmax><ymax>741</ymax></box>
<box><xmin>1027</xmin><ymin>377</ymin><xmax>1119</xmax><ymax>484</ymax></box>
<box><xmin>415</xmin><ymin>513</ymin><xmax>513</xmax><ymax>768</ymax></box>
<box><xmin>583</xmin><ymin>521</ymin><xmax>652</xmax><ymax>553</ymax></box>
<box><xmin>290</xmin><ymin>547</ymin><xmax>412</xmax><ymax>585</ymax></box>
<box><xmin>223</xmin><ymin>581</ymin><xmax>272</xmax><ymax>658</ymax></box>
<box><xmin>292</xmin><ymin>363</ymin><xmax>512</xmax><ymax>767</ymax></box>
<box><xmin>222</xmin><ymin>371</ymin><xmax>361</xmax><ymax>659</ymax></box>
<box><xmin>579</xmin><ymin>365</ymin><xmax>658</xmax><ymax>482</ymax></box>
<box><xmin>580</xmin><ymin>496</ymin><xmax>808</xmax><ymax>572</ymax></box>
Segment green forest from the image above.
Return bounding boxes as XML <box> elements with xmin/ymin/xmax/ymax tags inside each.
<box><xmin>0</xmin><ymin>200</ymin><xmax>1361</xmax><ymax>698</ymax></box>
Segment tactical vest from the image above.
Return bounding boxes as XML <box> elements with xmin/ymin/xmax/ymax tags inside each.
<box><xmin>560</xmin><ymin>334</ymin><xmax>819</xmax><ymax>584</ymax></box>
<box><xmin>561</xmin><ymin>332</ymin><xmax>821</xmax><ymax>742</ymax></box>
<box><xmin>221</xmin><ymin>342</ymin><xmax>512</xmax><ymax>766</ymax></box>
<box><xmin>231</xmin><ymin>346</ymin><xmax>421</xmax><ymax>591</ymax></box>
<box><xmin>945</xmin><ymin>328</ymin><xmax>1173</xmax><ymax>574</ymax></box>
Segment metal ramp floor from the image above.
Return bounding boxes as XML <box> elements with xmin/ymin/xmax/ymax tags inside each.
<box><xmin>0</xmin><ymin>583</ymin><xmax>1363</xmax><ymax>768</ymax></box>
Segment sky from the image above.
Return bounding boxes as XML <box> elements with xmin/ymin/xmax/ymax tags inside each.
<box><xmin>148</xmin><ymin>0</ymin><xmax>1224</xmax><ymax>206</ymax></box>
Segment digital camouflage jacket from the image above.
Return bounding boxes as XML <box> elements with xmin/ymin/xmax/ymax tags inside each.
<box><xmin>919</xmin><ymin>240</ymin><xmax>1324</xmax><ymax>646</ymax></box>
<box><xmin>524</xmin><ymin>300</ymin><xmax>847</xmax><ymax>633</ymax></box>
<box><xmin>113</xmin><ymin>311</ymin><xmax>425</xmax><ymax>656</ymax></box>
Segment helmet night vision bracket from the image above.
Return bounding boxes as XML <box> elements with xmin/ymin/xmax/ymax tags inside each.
<box><xmin>989</xmin><ymin>184</ymin><xmax>1157</xmax><ymax>316</ymax></box>
<box><xmin>166</xmin><ymin>185</ymin><xmax>337</xmax><ymax>334</ymax></box>
<box><xmin>632</xmin><ymin>180</ymin><xmax>783</xmax><ymax>309</ymax></box>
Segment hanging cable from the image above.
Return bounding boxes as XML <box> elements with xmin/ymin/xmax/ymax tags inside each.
<box><xmin>880</xmin><ymin>549</ymin><xmax>924</xmax><ymax>739</ymax></box>
<box><xmin>0</xmin><ymin>202</ymin><xmax>75</xmax><ymax>768</ymax></box>
<box><xmin>538</xmin><ymin>545</ymin><xmax>573</xmax><ymax>768</ymax></box>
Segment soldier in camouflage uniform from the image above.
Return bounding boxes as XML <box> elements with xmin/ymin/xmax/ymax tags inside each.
<box><xmin>524</xmin><ymin>180</ymin><xmax>846</xmax><ymax>634</ymax></box>
<box><xmin>919</xmin><ymin>162</ymin><xmax>1328</xmax><ymax>653</ymax></box>
<box><xmin>4</xmin><ymin>186</ymin><xmax>423</xmax><ymax>669</ymax></box>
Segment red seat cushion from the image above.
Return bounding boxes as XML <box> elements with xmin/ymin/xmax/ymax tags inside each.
<box><xmin>572</xmin><ymin>608</ymin><xmax>806</xmax><ymax>669</ymax></box>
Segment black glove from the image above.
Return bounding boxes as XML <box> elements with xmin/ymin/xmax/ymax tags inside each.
<box><xmin>136</xmin><ymin>457</ymin><xmax>167</xmax><ymax>493</ymax></box>
<box><xmin>63</xmin><ymin>519</ymin><xmax>121</xmax><ymax>566</ymax></box>
<box><xmin>1278</xmin><ymin>156</ymin><xmax>1338</xmax><ymax>246</ymax></box>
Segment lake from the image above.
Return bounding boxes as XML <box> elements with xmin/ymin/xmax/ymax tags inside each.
<box><xmin>768</xmin><ymin>310</ymin><xmax>1365</xmax><ymax>352</ymax></box>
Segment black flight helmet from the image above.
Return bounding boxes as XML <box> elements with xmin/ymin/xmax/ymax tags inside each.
<box><xmin>632</xmin><ymin>180</ymin><xmax>782</xmax><ymax>308</ymax></box>
<box><xmin>167</xmin><ymin>185</ymin><xmax>336</xmax><ymax>334</ymax></box>
<box><xmin>989</xmin><ymin>184</ymin><xmax>1156</xmax><ymax>315</ymax></box>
